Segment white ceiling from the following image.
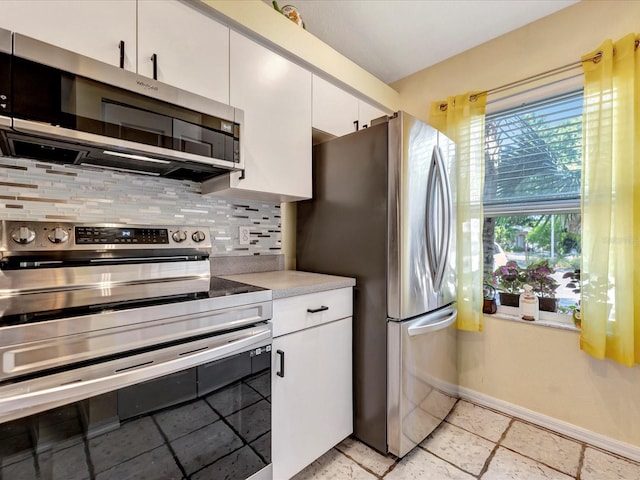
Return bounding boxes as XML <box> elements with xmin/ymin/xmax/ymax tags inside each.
<box><xmin>266</xmin><ymin>0</ymin><xmax>579</xmax><ymax>84</ymax></box>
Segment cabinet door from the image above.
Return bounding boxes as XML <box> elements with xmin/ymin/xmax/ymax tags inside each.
<box><xmin>229</xmin><ymin>31</ymin><xmax>312</xmax><ymax>201</ymax></box>
<box><xmin>137</xmin><ymin>0</ymin><xmax>230</xmax><ymax>104</ymax></box>
<box><xmin>359</xmin><ymin>101</ymin><xmax>388</xmax><ymax>129</ymax></box>
<box><xmin>312</xmin><ymin>75</ymin><xmax>359</xmax><ymax>137</ymax></box>
<box><xmin>0</xmin><ymin>0</ymin><xmax>136</xmax><ymax>70</ymax></box>
<box><xmin>272</xmin><ymin>317</ymin><xmax>353</xmax><ymax>480</ymax></box>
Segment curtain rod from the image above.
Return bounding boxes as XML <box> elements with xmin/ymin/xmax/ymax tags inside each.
<box><xmin>438</xmin><ymin>54</ymin><xmax>595</xmax><ymax>111</ymax></box>
<box><xmin>438</xmin><ymin>40</ymin><xmax>639</xmax><ymax>111</ymax></box>
<box><xmin>476</xmin><ymin>53</ymin><xmax>598</xmax><ymax>98</ymax></box>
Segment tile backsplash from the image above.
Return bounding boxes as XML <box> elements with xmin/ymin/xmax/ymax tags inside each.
<box><xmin>0</xmin><ymin>158</ymin><xmax>281</xmax><ymax>256</ymax></box>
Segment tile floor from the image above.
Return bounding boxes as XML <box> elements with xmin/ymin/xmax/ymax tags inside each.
<box><xmin>293</xmin><ymin>400</ymin><xmax>640</xmax><ymax>480</ymax></box>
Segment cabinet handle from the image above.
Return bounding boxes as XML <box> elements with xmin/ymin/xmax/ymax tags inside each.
<box><xmin>354</xmin><ymin>120</ymin><xmax>359</xmax><ymax>131</ymax></box>
<box><xmin>151</xmin><ymin>53</ymin><xmax>158</xmax><ymax>80</ymax></box>
<box><xmin>307</xmin><ymin>306</ymin><xmax>329</xmax><ymax>314</ymax></box>
<box><xmin>119</xmin><ymin>41</ymin><xmax>125</xmax><ymax>69</ymax></box>
<box><xmin>276</xmin><ymin>349</ymin><xmax>285</xmax><ymax>377</ymax></box>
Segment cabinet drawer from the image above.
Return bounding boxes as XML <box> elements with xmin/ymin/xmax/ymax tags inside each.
<box><xmin>272</xmin><ymin>287</ymin><xmax>352</xmax><ymax>337</ymax></box>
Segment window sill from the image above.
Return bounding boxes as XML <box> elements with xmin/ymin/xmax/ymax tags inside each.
<box><xmin>486</xmin><ymin>305</ymin><xmax>580</xmax><ymax>332</ymax></box>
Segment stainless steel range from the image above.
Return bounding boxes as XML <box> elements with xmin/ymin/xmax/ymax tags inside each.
<box><xmin>0</xmin><ymin>221</ymin><xmax>273</xmax><ymax>480</ymax></box>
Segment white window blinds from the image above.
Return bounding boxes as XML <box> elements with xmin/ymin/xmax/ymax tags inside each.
<box><xmin>483</xmin><ymin>90</ymin><xmax>583</xmax><ymax>215</ymax></box>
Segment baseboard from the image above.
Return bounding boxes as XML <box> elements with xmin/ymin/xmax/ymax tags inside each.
<box><xmin>458</xmin><ymin>386</ymin><xmax>640</xmax><ymax>463</ymax></box>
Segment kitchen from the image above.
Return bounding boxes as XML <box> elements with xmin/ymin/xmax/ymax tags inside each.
<box><xmin>1</xmin><ymin>1</ymin><xmax>639</xmax><ymax>479</ymax></box>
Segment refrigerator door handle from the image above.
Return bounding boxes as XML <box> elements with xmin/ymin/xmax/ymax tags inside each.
<box><xmin>432</xmin><ymin>146</ymin><xmax>453</xmax><ymax>291</ymax></box>
<box><xmin>407</xmin><ymin>307</ymin><xmax>457</xmax><ymax>337</ymax></box>
<box><xmin>425</xmin><ymin>149</ymin><xmax>440</xmax><ymax>287</ymax></box>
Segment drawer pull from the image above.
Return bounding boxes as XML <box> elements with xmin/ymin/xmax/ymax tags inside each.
<box><xmin>307</xmin><ymin>306</ymin><xmax>329</xmax><ymax>314</ymax></box>
<box><xmin>276</xmin><ymin>349</ymin><xmax>285</xmax><ymax>377</ymax></box>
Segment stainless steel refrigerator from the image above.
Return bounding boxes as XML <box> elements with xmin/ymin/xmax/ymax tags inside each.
<box><xmin>297</xmin><ymin>111</ymin><xmax>458</xmax><ymax>458</ymax></box>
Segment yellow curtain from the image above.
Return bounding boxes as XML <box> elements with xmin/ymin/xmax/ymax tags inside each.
<box><xmin>430</xmin><ymin>92</ymin><xmax>487</xmax><ymax>332</ymax></box>
<box><xmin>580</xmin><ymin>33</ymin><xmax>640</xmax><ymax>366</ymax></box>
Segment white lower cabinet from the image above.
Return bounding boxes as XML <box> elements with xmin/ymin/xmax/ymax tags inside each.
<box><xmin>271</xmin><ymin>288</ymin><xmax>353</xmax><ymax>479</ymax></box>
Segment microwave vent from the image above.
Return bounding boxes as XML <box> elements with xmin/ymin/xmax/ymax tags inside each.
<box><xmin>10</xmin><ymin>138</ymin><xmax>86</xmax><ymax>163</ymax></box>
<box><xmin>165</xmin><ymin>166</ymin><xmax>230</xmax><ymax>182</ymax></box>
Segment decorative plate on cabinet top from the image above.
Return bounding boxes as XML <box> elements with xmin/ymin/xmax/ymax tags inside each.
<box><xmin>273</xmin><ymin>1</ymin><xmax>306</xmax><ymax>29</ymax></box>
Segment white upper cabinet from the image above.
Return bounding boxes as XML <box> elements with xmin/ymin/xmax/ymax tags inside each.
<box><xmin>312</xmin><ymin>74</ymin><xmax>389</xmax><ymax>137</ymax></box>
<box><xmin>216</xmin><ymin>30</ymin><xmax>311</xmax><ymax>202</ymax></box>
<box><xmin>1</xmin><ymin>1</ymin><xmax>230</xmax><ymax>103</ymax></box>
<box><xmin>359</xmin><ymin>100</ymin><xmax>388</xmax><ymax>129</ymax></box>
<box><xmin>137</xmin><ymin>1</ymin><xmax>230</xmax><ymax>104</ymax></box>
<box><xmin>0</xmin><ymin>0</ymin><xmax>136</xmax><ymax>70</ymax></box>
<box><xmin>312</xmin><ymin>75</ymin><xmax>359</xmax><ymax>137</ymax></box>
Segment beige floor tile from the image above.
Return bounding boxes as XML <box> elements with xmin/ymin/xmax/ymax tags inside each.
<box><xmin>501</xmin><ymin>421</ymin><xmax>582</xmax><ymax>476</ymax></box>
<box><xmin>292</xmin><ymin>448</ymin><xmax>377</xmax><ymax>480</ymax></box>
<box><xmin>335</xmin><ymin>437</ymin><xmax>395</xmax><ymax>477</ymax></box>
<box><xmin>385</xmin><ymin>448</ymin><xmax>475</xmax><ymax>480</ymax></box>
<box><xmin>446</xmin><ymin>401</ymin><xmax>511</xmax><ymax>442</ymax></box>
<box><xmin>301</xmin><ymin>401</ymin><xmax>640</xmax><ymax>480</ymax></box>
<box><xmin>421</xmin><ymin>422</ymin><xmax>495</xmax><ymax>475</ymax></box>
<box><xmin>482</xmin><ymin>447</ymin><xmax>574</xmax><ymax>480</ymax></box>
<box><xmin>581</xmin><ymin>447</ymin><xmax>640</xmax><ymax>480</ymax></box>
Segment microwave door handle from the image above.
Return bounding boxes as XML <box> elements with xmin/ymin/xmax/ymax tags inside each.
<box><xmin>0</xmin><ymin>328</ymin><xmax>270</xmax><ymax>420</ymax></box>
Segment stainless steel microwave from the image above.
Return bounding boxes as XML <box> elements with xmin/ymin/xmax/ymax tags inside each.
<box><xmin>0</xmin><ymin>28</ymin><xmax>243</xmax><ymax>181</ymax></box>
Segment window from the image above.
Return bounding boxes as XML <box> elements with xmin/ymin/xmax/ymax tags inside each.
<box><xmin>483</xmin><ymin>90</ymin><xmax>583</xmax><ymax>318</ymax></box>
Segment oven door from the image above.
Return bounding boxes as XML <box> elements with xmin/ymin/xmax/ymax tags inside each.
<box><xmin>0</xmin><ymin>324</ymin><xmax>272</xmax><ymax>480</ymax></box>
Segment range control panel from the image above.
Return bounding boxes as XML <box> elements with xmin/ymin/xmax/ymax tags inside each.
<box><xmin>0</xmin><ymin>221</ymin><xmax>211</xmax><ymax>252</ymax></box>
<box><xmin>75</xmin><ymin>227</ymin><xmax>170</xmax><ymax>245</ymax></box>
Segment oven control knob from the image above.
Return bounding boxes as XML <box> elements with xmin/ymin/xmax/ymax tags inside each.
<box><xmin>172</xmin><ymin>230</ymin><xmax>188</xmax><ymax>243</ymax></box>
<box><xmin>192</xmin><ymin>230</ymin><xmax>206</xmax><ymax>243</ymax></box>
<box><xmin>48</xmin><ymin>227</ymin><xmax>70</xmax><ymax>244</ymax></box>
<box><xmin>11</xmin><ymin>226</ymin><xmax>36</xmax><ymax>244</ymax></box>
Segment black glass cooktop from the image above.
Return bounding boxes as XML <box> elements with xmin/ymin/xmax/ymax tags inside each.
<box><xmin>0</xmin><ymin>277</ymin><xmax>268</xmax><ymax>327</ymax></box>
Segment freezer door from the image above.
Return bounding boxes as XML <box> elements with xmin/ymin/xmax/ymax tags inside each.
<box><xmin>387</xmin><ymin>305</ymin><xmax>458</xmax><ymax>458</ymax></box>
<box><xmin>387</xmin><ymin>113</ymin><xmax>456</xmax><ymax>320</ymax></box>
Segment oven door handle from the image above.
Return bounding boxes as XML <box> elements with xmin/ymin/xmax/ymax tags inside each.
<box><xmin>0</xmin><ymin>326</ymin><xmax>271</xmax><ymax>419</ymax></box>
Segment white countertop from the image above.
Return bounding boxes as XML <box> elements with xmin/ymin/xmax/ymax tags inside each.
<box><xmin>219</xmin><ymin>270</ymin><xmax>355</xmax><ymax>299</ymax></box>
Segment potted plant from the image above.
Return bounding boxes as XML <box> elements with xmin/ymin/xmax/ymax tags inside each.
<box><xmin>486</xmin><ymin>260</ymin><xmax>525</xmax><ymax>307</ymax></box>
<box><xmin>561</xmin><ymin>269</ymin><xmax>581</xmax><ymax>327</ymax></box>
<box><xmin>523</xmin><ymin>260</ymin><xmax>560</xmax><ymax>312</ymax></box>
